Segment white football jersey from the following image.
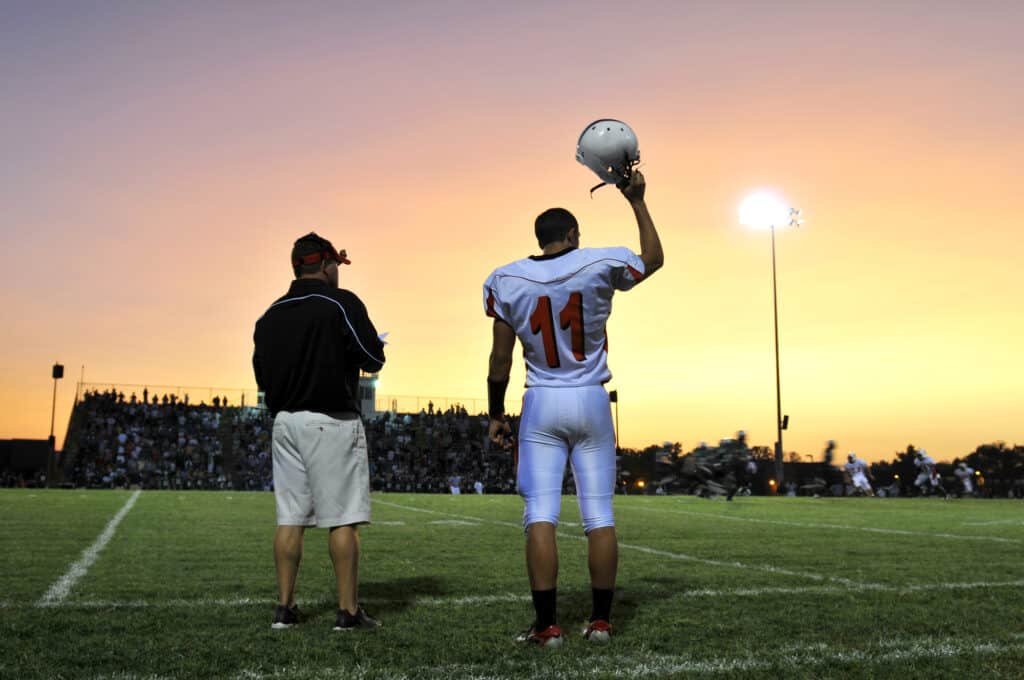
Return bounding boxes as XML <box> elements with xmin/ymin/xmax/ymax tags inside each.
<box><xmin>483</xmin><ymin>246</ymin><xmax>645</xmax><ymax>387</ymax></box>
<box><xmin>954</xmin><ymin>466</ymin><xmax>974</xmax><ymax>480</ymax></box>
<box><xmin>844</xmin><ymin>459</ymin><xmax>868</xmax><ymax>476</ymax></box>
<box><xmin>916</xmin><ymin>455</ymin><xmax>936</xmax><ymax>471</ymax></box>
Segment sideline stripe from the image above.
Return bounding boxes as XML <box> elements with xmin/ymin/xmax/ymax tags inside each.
<box><xmin>962</xmin><ymin>519</ymin><xmax>1024</xmax><ymax>527</ymax></box>
<box><xmin>371</xmin><ymin>499</ymin><xmax>874</xmax><ymax>587</ymax></box>
<box><xmin>640</xmin><ymin>502</ymin><xmax>1023</xmax><ymax>544</ymax></box>
<box><xmin>615</xmin><ymin>540</ymin><xmax>866</xmax><ymax>587</ymax></box>
<box><xmin>578</xmin><ymin>638</ymin><xmax>1024</xmax><ymax>677</ymax></box>
<box><xmin>206</xmin><ymin>636</ymin><xmax>1024</xmax><ymax>679</ymax></box>
<box><xmin>436</xmin><ymin>639</ymin><xmax>1024</xmax><ymax>680</ymax></box>
<box><xmin>36</xmin><ymin>490</ymin><xmax>142</xmax><ymax>607</ymax></box>
<box><xmin>28</xmin><ymin>593</ymin><xmax>533</xmax><ymax>609</ymax></box>
<box><xmin>15</xmin><ymin>578</ymin><xmax>1024</xmax><ymax>611</ymax></box>
<box><xmin>71</xmin><ymin>635</ymin><xmax>1024</xmax><ymax>679</ymax></box>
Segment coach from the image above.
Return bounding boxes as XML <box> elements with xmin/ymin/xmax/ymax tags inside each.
<box><xmin>253</xmin><ymin>232</ymin><xmax>386</xmax><ymax>631</ymax></box>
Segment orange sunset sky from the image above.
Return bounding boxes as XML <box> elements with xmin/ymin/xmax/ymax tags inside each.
<box><xmin>2</xmin><ymin>2</ymin><xmax>1021</xmax><ymax>462</ymax></box>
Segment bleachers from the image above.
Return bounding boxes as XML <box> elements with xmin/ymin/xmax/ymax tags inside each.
<box><xmin>63</xmin><ymin>390</ymin><xmax>515</xmax><ymax>493</ymax></box>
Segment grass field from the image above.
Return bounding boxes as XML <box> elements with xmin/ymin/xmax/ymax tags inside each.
<box><xmin>2</xmin><ymin>490</ymin><xmax>1023</xmax><ymax>679</ymax></box>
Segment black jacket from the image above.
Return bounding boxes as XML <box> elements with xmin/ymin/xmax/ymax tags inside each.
<box><xmin>253</xmin><ymin>278</ymin><xmax>385</xmax><ymax>416</ymax></box>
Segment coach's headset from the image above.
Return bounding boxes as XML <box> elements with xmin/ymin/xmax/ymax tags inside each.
<box><xmin>291</xmin><ymin>232</ymin><xmax>350</xmax><ymax>277</ymax></box>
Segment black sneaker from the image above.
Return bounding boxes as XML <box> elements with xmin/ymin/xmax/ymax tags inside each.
<box><xmin>333</xmin><ymin>606</ymin><xmax>381</xmax><ymax>631</ymax></box>
<box><xmin>271</xmin><ymin>604</ymin><xmax>300</xmax><ymax>629</ymax></box>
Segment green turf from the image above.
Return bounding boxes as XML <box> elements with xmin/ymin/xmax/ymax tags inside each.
<box><xmin>1</xmin><ymin>490</ymin><xmax>1022</xmax><ymax>678</ymax></box>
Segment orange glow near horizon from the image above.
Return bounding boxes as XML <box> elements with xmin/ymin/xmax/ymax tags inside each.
<box><xmin>1</xmin><ymin>3</ymin><xmax>1022</xmax><ymax>464</ymax></box>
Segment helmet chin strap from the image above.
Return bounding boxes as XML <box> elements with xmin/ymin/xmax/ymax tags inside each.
<box><xmin>588</xmin><ymin>158</ymin><xmax>638</xmax><ymax>198</ymax></box>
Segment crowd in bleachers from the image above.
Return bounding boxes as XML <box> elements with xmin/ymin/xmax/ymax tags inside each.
<box><xmin>64</xmin><ymin>392</ymin><xmax>516</xmax><ymax>493</ymax></box>
<box><xmin>68</xmin><ymin>390</ymin><xmax>230</xmax><ymax>490</ymax></box>
<box><xmin>364</xmin><ymin>405</ymin><xmax>516</xmax><ymax>493</ymax></box>
<box><xmin>57</xmin><ymin>393</ymin><xmax>1024</xmax><ymax>498</ymax></box>
<box><xmin>229</xmin><ymin>408</ymin><xmax>273</xmax><ymax>491</ymax></box>
<box><xmin>225</xmin><ymin>404</ymin><xmax>515</xmax><ymax>493</ymax></box>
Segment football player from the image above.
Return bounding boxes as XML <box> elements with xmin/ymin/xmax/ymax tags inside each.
<box><xmin>483</xmin><ymin>167</ymin><xmax>663</xmax><ymax>647</ymax></box>
<box><xmin>954</xmin><ymin>461</ymin><xmax>976</xmax><ymax>497</ymax></box>
<box><xmin>913</xmin><ymin>449</ymin><xmax>950</xmax><ymax>498</ymax></box>
<box><xmin>843</xmin><ymin>452</ymin><xmax>874</xmax><ymax>496</ymax></box>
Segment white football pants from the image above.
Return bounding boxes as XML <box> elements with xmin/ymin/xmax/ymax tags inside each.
<box><xmin>517</xmin><ymin>385</ymin><xmax>616</xmax><ymax>534</ymax></box>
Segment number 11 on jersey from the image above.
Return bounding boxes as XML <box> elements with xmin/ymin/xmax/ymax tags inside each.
<box><xmin>529</xmin><ymin>292</ymin><xmax>585</xmax><ymax>368</ymax></box>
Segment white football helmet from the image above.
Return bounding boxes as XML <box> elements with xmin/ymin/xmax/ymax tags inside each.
<box><xmin>847</xmin><ymin>452</ymin><xmax>856</xmax><ymax>463</ymax></box>
<box><xmin>576</xmin><ymin>119</ymin><xmax>639</xmax><ymax>189</ymax></box>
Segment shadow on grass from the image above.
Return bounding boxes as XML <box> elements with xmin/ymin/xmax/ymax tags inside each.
<box><xmin>297</xmin><ymin>575</ymin><xmax>448</xmax><ymax>622</ymax></box>
<box><xmin>540</xmin><ymin>576</ymin><xmax>694</xmax><ymax>633</ymax></box>
<box><xmin>613</xmin><ymin>574</ymin><xmax>700</xmax><ymax>632</ymax></box>
<box><xmin>364</xmin><ymin>575</ymin><xmax>447</xmax><ymax>613</ymax></box>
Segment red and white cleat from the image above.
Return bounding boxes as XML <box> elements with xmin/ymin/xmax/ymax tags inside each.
<box><xmin>582</xmin><ymin>619</ymin><xmax>612</xmax><ymax>643</ymax></box>
<box><xmin>516</xmin><ymin>623</ymin><xmax>563</xmax><ymax>648</ymax></box>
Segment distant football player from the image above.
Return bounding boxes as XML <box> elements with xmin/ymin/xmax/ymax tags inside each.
<box><xmin>954</xmin><ymin>461</ymin><xmax>976</xmax><ymax>497</ymax></box>
<box><xmin>913</xmin><ymin>449</ymin><xmax>949</xmax><ymax>498</ymax></box>
<box><xmin>483</xmin><ymin>168</ymin><xmax>663</xmax><ymax>647</ymax></box>
<box><xmin>843</xmin><ymin>452</ymin><xmax>874</xmax><ymax>496</ymax></box>
<box><xmin>726</xmin><ymin>433</ymin><xmax>755</xmax><ymax>501</ymax></box>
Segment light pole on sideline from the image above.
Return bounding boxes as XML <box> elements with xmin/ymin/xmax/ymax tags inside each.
<box><xmin>48</xmin><ymin>363</ymin><xmax>64</xmax><ymax>486</ymax></box>
<box><xmin>740</xmin><ymin>192</ymin><xmax>801</xmax><ymax>486</ymax></box>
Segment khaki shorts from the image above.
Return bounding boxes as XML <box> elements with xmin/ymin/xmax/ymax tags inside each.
<box><xmin>272</xmin><ymin>411</ymin><xmax>370</xmax><ymax>528</ymax></box>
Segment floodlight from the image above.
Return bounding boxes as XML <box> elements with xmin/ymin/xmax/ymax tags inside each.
<box><xmin>739</xmin><ymin>191</ymin><xmax>791</xmax><ymax>229</ymax></box>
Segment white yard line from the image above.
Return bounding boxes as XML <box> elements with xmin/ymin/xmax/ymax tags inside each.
<box><xmin>371</xmin><ymin>499</ymin><xmax>875</xmax><ymax>587</ymax></box>
<box><xmin>555</xmin><ymin>638</ymin><xmax>1024</xmax><ymax>677</ymax></box>
<box><xmin>25</xmin><ymin>578</ymin><xmax>1024</xmax><ymax>611</ymax></box>
<box><xmin>208</xmin><ymin>635</ymin><xmax>1024</xmax><ymax>679</ymax></box>
<box><xmin>579</xmin><ymin>638</ymin><xmax>1024</xmax><ymax>677</ymax></box>
<box><xmin>639</xmin><ymin>502</ymin><xmax>1022</xmax><ymax>544</ymax></box>
<box><xmin>614</xmin><ymin>540</ymin><xmax>867</xmax><ymax>587</ymax></box>
<box><xmin>678</xmin><ymin>579</ymin><xmax>1024</xmax><ymax>598</ymax></box>
<box><xmin>49</xmin><ymin>593</ymin><xmax>533</xmax><ymax>609</ymax></box>
<box><xmin>372</xmin><ymin>498</ymin><xmax>521</xmax><ymax>528</ymax></box>
<box><xmin>962</xmin><ymin>519</ymin><xmax>1024</xmax><ymax>527</ymax></box>
<box><xmin>36</xmin><ymin>490</ymin><xmax>142</xmax><ymax>607</ymax></box>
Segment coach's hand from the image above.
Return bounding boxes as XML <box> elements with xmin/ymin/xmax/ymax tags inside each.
<box><xmin>619</xmin><ymin>169</ymin><xmax>646</xmax><ymax>203</ymax></box>
<box><xmin>488</xmin><ymin>418</ymin><xmax>512</xmax><ymax>449</ymax></box>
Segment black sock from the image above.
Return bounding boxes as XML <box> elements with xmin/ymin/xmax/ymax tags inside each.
<box><xmin>531</xmin><ymin>588</ymin><xmax>557</xmax><ymax>629</ymax></box>
<box><xmin>591</xmin><ymin>588</ymin><xmax>614</xmax><ymax>622</ymax></box>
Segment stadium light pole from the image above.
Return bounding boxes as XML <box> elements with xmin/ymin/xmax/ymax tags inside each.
<box><xmin>739</xmin><ymin>192</ymin><xmax>801</xmax><ymax>486</ymax></box>
<box><xmin>49</xmin><ymin>363</ymin><xmax>64</xmax><ymax>447</ymax></box>
<box><xmin>48</xmin><ymin>363</ymin><xmax>64</xmax><ymax>487</ymax></box>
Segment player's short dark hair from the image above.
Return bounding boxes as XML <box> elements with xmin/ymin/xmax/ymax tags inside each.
<box><xmin>534</xmin><ymin>208</ymin><xmax>578</xmax><ymax>248</ymax></box>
